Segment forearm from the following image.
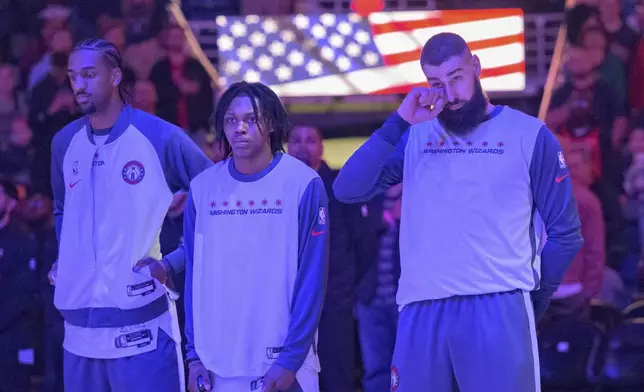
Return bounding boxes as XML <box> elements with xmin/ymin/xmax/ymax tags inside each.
<box><xmin>275</xmin><ymin>263</ymin><xmax>327</xmax><ymax>372</ymax></box>
<box><xmin>538</xmin><ymin>230</ymin><xmax>584</xmax><ymax>295</ymax></box>
<box><xmin>182</xmin><ymin>192</ymin><xmax>199</xmax><ymax>363</ymax></box>
<box><xmin>277</xmin><ymin>178</ymin><xmax>329</xmax><ymax>372</ymax></box>
<box><xmin>163</xmin><ymin>243</ymin><xmax>185</xmax><ymax>275</ymax></box>
<box><xmin>333</xmin><ymin>113</ymin><xmax>407</xmax><ymax>203</ymax></box>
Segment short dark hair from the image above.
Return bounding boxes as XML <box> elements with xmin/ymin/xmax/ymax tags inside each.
<box><xmin>420</xmin><ymin>32</ymin><xmax>470</xmax><ymax>66</ymax></box>
<box><xmin>212</xmin><ymin>82</ymin><xmax>290</xmax><ymax>157</ymax></box>
<box><xmin>565</xmin><ymin>4</ymin><xmax>600</xmax><ymax>44</ymax></box>
<box><xmin>71</xmin><ymin>38</ymin><xmax>131</xmax><ymax>103</ymax></box>
<box><xmin>290</xmin><ymin>126</ymin><xmax>323</xmax><ymax>141</ymax></box>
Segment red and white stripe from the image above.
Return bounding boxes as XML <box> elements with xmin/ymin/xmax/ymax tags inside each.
<box><xmin>270</xmin><ymin>9</ymin><xmax>525</xmax><ymax>97</ymax></box>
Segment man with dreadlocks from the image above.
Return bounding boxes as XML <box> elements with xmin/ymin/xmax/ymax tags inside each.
<box><xmin>183</xmin><ymin>81</ymin><xmax>329</xmax><ymax>392</ymax></box>
<box><xmin>49</xmin><ymin>38</ymin><xmax>212</xmax><ymax>391</ymax></box>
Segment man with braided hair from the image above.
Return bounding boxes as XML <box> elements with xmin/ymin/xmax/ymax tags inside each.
<box><xmin>183</xmin><ymin>81</ymin><xmax>329</xmax><ymax>392</ymax></box>
<box><xmin>49</xmin><ymin>38</ymin><xmax>212</xmax><ymax>391</ymax></box>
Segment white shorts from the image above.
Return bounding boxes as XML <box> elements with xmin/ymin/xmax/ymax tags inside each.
<box><xmin>210</xmin><ymin>367</ymin><xmax>319</xmax><ymax>392</ymax></box>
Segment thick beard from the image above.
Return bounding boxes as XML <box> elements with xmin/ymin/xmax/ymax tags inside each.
<box><xmin>437</xmin><ymin>77</ymin><xmax>488</xmax><ymax>135</ymax></box>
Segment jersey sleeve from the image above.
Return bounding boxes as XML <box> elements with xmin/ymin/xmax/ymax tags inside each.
<box><xmin>529</xmin><ymin>125</ymin><xmax>584</xmax><ymax>319</ymax></box>
<box><xmin>275</xmin><ymin>177</ymin><xmax>329</xmax><ymax>373</ymax></box>
<box><xmin>159</xmin><ymin>128</ymin><xmax>212</xmax><ymax>274</ymax></box>
<box><xmin>164</xmin><ymin>129</ymin><xmax>213</xmax><ymax>192</ymax></box>
<box><xmin>182</xmin><ymin>190</ymin><xmax>199</xmax><ymax>364</ymax></box>
<box><xmin>50</xmin><ymin>125</ymin><xmax>78</xmax><ymax>244</ymax></box>
<box><xmin>333</xmin><ymin>112</ymin><xmax>408</xmax><ymax>203</ymax></box>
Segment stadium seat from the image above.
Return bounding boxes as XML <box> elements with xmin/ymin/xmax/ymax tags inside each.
<box><xmin>589</xmin><ymin>302</ymin><xmax>623</xmax><ymax>332</ymax></box>
<box><xmin>622</xmin><ymin>300</ymin><xmax>644</xmax><ymax>320</ymax></box>
<box><xmin>539</xmin><ymin>319</ymin><xmax>605</xmax><ymax>391</ymax></box>
<box><xmin>601</xmin><ymin>319</ymin><xmax>644</xmax><ymax>392</ymax></box>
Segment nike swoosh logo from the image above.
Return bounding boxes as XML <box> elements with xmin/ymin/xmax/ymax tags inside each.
<box><xmin>555</xmin><ymin>173</ymin><xmax>570</xmax><ymax>183</ymax></box>
<box><xmin>69</xmin><ymin>180</ymin><xmax>82</xmax><ymax>188</ymax></box>
<box><xmin>311</xmin><ymin>230</ymin><xmax>326</xmax><ymax>237</ymax></box>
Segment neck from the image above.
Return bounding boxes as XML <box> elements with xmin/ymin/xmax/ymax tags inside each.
<box><xmin>234</xmin><ymin>149</ymin><xmax>274</xmax><ymax>175</ymax></box>
<box><xmin>89</xmin><ymin>98</ymin><xmax>125</xmax><ymax>130</ymax></box>
<box><xmin>485</xmin><ymin>102</ymin><xmax>495</xmax><ymax>114</ymax></box>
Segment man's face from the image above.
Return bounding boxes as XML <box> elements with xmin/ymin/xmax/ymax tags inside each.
<box><xmin>288</xmin><ymin>126</ymin><xmax>323</xmax><ymax>169</ymax></box>
<box><xmin>422</xmin><ymin>52</ymin><xmax>488</xmax><ymax>134</ymax></box>
<box><xmin>166</xmin><ymin>27</ymin><xmax>185</xmax><ymax>54</ymax></box>
<box><xmin>10</xmin><ymin>118</ymin><xmax>32</xmax><ymax>147</ymax></box>
<box><xmin>68</xmin><ymin>49</ymin><xmax>120</xmax><ymax>114</ymax></box>
<box><xmin>51</xmin><ymin>29</ymin><xmax>73</xmax><ymax>70</ymax></box>
<box><xmin>223</xmin><ymin>96</ymin><xmax>270</xmax><ymax>159</ymax></box>
<box><xmin>105</xmin><ymin>25</ymin><xmax>126</xmax><ymax>51</ymax></box>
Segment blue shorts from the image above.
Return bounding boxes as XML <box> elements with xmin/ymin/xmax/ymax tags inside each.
<box><xmin>391</xmin><ymin>290</ymin><xmax>540</xmax><ymax>392</ymax></box>
<box><xmin>63</xmin><ymin>329</ymin><xmax>184</xmax><ymax>392</ymax></box>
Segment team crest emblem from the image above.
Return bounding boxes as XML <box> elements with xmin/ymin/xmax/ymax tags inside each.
<box><xmin>557</xmin><ymin>151</ymin><xmax>566</xmax><ymax>169</ymax></box>
<box><xmin>122</xmin><ymin>160</ymin><xmax>145</xmax><ymax>185</ymax></box>
<box><xmin>391</xmin><ymin>366</ymin><xmax>400</xmax><ymax>391</ymax></box>
<box><xmin>318</xmin><ymin>207</ymin><xmax>326</xmax><ymax>225</ymax></box>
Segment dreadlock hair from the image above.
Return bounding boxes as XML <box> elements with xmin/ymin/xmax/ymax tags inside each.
<box><xmin>71</xmin><ymin>38</ymin><xmax>131</xmax><ymax>103</ymax></box>
<box><xmin>212</xmin><ymin>81</ymin><xmax>290</xmax><ymax>157</ymax></box>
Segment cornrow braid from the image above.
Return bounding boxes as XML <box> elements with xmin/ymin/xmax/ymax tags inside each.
<box><xmin>71</xmin><ymin>38</ymin><xmax>131</xmax><ymax>103</ymax></box>
<box><xmin>212</xmin><ymin>81</ymin><xmax>290</xmax><ymax>157</ymax></box>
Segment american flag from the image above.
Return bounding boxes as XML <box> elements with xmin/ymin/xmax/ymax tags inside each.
<box><xmin>215</xmin><ymin>9</ymin><xmax>526</xmax><ymax>97</ymax></box>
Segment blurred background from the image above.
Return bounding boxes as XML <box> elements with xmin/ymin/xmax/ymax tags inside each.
<box><xmin>0</xmin><ymin>0</ymin><xmax>643</xmax><ymax>391</ymax></box>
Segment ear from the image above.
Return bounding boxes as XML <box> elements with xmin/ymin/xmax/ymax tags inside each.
<box><xmin>112</xmin><ymin>68</ymin><xmax>123</xmax><ymax>87</ymax></box>
<box><xmin>472</xmin><ymin>55</ymin><xmax>482</xmax><ymax>77</ymax></box>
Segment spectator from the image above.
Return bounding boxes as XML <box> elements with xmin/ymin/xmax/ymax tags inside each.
<box><xmin>27</xmin><ymin>20</ymin><xmax>73</xmax><ymax>93</ymax></box>
<box><xmin>288</xmin><ymin>126</ymin><xmax>360</xmax><ymax>392</ymax></box>
<box><xmin>121</xmin><ymin>0</ymin><xmax>165</xmax><ymax>44</ymax></box>
<box><xmin>28</xmin><ymin>30</ymin><xmax>78</xmax><ymax>196</ymax></box>
<box><xmin>14</xmin><ymin>191</ymin><xmax>61</xmax><ymax>392</ymax></box>
<box><xmin>18</xmin><ymin>4</ymin><xmax>70</xmax><ymax>88</ymax></box>
<box><xmin>149</xmin><ymin>24</ymin><xmax>213</xmax><ymax>132</ymax></box>
<box><xmin>0</xmin><ymin>62</ymin><xmax>27</xmax><ymax>141</ymax></box>
<box><xmin>353</xmin><ymin>184</ymin><xmax>402</xmax><ymax>392</ymax></box>
<box><xmin>543</xmin><ymin>147</ymin><xmax>606</xmax><ymax>325</ymax></box>
<box><xmin>547</xmin><ymin>46</ymin><xmax>627</xmax><ymax>184</ymax></box>
<box><xmin>0</xmin><ymin>116</ymin><xmax>34</xmax><ymax>185</ymax></box>
<box><xmin>581</xmin><ymin>27</ymin><xmax>628</xmax><ymax>117</ymax></box>
<box><xmin>0</xmin><ymin>180</ymin><xmax>39</xmax><ymax>392</ymax></box>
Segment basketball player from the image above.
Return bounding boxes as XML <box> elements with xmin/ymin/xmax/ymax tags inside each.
<box><xmin>183</xmin><ymin>81</ymin><xmax>329</xmax><ymax>392</ymax></box>
<box><xmin>50</xmin><ymin>38</ymin><xmax>212</xmax><ymax>391</ymax></box>
<box><xmin>333</xmin><ymin>33</ymin><xmax>584</xmax><ymax>392</ymax></box>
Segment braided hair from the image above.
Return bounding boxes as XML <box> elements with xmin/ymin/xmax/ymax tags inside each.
<box><xmin>212</xmin><ymin>82</ymin><xmax>290</xmax><ymax>157</ymax></box>
<box><xmin>70</xmin><ymin>38</ymin><xmax>131</xmax><ymax>103</ymax></box>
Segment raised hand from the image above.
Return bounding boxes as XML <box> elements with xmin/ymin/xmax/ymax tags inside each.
<box><xmin>397</xmin><ymin>87</ymin><xmax>446</xmax><ymax>125</ymax></box>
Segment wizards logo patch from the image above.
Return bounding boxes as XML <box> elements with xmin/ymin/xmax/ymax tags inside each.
<box><xmin>122</xmin><ymin>160</ymin><xmax>145</xmax><ymax>185</ymax></box>
<box><xmin>391</xmin><ymin>365</ymin><xmax>400</xmax><ymax>391</ymax></box>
